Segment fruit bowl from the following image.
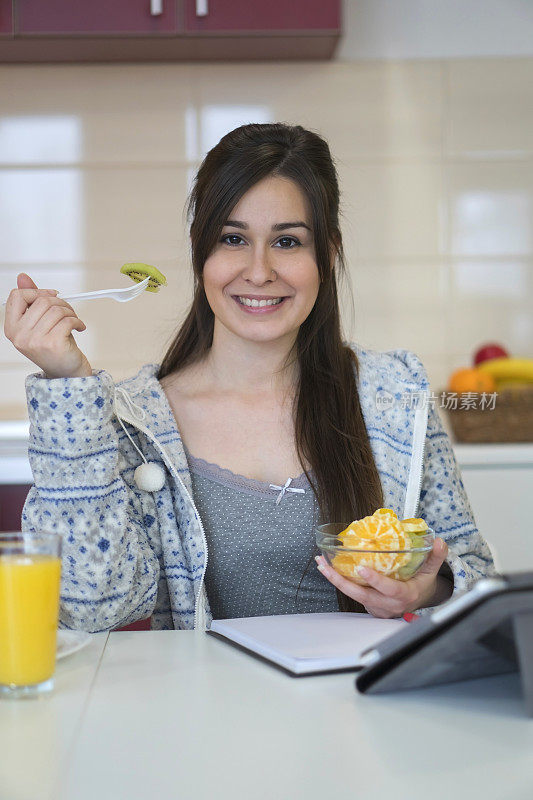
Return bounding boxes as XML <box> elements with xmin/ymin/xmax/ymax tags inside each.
<box><xmin>316</xmin><ymin>522</ymin><xmax>435</xmax><ymax>586</ymax></box>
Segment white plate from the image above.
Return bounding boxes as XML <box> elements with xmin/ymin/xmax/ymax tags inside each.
<box><xmin>56</xmin><ymin>630</ymin><xmax>91</xmax><ymax>660</ymax></box>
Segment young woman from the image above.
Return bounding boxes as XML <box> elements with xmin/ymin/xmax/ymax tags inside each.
<box><xmin>4</xmin><ymin>123</ymin><xmax>494</xmax><ymax>632</ymax></box>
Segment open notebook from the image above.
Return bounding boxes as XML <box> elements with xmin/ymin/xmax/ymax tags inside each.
<box><xmin>208</xmin><ymin>612</ymin><xmax>406</xmax><ymax>675</ymax></box>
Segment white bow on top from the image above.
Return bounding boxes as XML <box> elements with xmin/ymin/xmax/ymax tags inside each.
<box><xmin>268</xmin><ymin>477</ymin><xmax>305</xmax><ymax>506</ymax></box>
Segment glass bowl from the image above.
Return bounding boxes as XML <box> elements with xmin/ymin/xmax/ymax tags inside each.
<box><xmin>316</xmin><ymin>522</ymin><xmax>435</xmax><ymax>586</ymax></box>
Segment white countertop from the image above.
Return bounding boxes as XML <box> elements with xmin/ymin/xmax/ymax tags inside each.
<box><xmin>0</xmin><ymin>421</ymin><xmax>29</xmax><ymax>441</ymax></box>
<box><xmin>2</xmin><ymin>420</ymin><xmax>533</xmax><ymax>484</ymax></box>
<box><xmin>1</xmin><ymin>630</ymin><xmax>531</xmax><ymax>800</ymax></box>
<box><xmin>0</xmin><ymin>633</ymin><xmax>109</xmax><ymax>800</ymax></box>
<box><xmin>452</xmin><ymin>442</ymin><xmax>533</xmax><ymax>467</ymax></box>
<box><xmin>0</xmin><ymin>421</ymin><xmax>32</xmax><ymax>482</ymax></box>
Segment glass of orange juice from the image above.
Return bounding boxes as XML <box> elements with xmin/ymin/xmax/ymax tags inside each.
<box><xmin>0</xmin><ymin>532</ymin><xmax>62</xmax><ymax>698</ymax></box>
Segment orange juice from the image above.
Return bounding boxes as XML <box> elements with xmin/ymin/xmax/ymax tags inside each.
<box><xmin>0</xmin><ymin>554</ymin><xmax>61</xmax><ymax>686</ymax></box>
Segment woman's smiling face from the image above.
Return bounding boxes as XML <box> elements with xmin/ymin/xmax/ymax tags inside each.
<box><xmin>202</xmin><ymin>175</ymin><xmax>320</xmax><ymax>346</ymax></box>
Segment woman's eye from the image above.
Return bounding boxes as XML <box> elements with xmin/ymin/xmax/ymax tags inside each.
<box><xmin>221</xmin><ymin>234</ymin><xmax>244</xmax><ymax>246</ymax></box>
<box><xmin>275</xmin><ymin>236</ymin><xmax>301</xmax><ymax>248</ymax></box>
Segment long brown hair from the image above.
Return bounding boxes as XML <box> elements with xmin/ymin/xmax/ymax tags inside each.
<box><xmin>158</xmin><ymin>123</ymin><xmax>384</xmax><ymax>611</ymax></box>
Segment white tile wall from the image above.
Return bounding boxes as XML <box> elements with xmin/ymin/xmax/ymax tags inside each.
<box><xmin>1</xmin><ymin>59</ymin><xmax>532</xmax><ymax>418</ymax></box>
<box><xmin>447</xmin><ymin>162</ymin><xmax>533</xmax><ymax>257</ymax></box>
<box><xmin>446</xmin><ymin>59</ymin><xmax>533</xmax><ymax>155</ymax></box>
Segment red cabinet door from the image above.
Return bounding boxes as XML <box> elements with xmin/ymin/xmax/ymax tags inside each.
<box><xmin>17</xmin><ymin>0</ymin><xmax>179</xmax><ymax>35</ymax></box>
<box><xmin>0</xmin><ymin>485</ymin><xmax>31</xmax><ymax>533</ymax></box>
<box><xmin>184</xmin><ymin>0</ymin><xmax>340</xmax><ymax>32</ymax></box>
<box><xmin>0</xmin><ymin>0</ymin><xmax>14</xmax><ymax>35</ymax></box>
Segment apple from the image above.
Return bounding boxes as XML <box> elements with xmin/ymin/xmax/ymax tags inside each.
<box><xmin>473</xmin><ymin>343</ymin><xmax>509</xmax><ymax>366</ymax></box>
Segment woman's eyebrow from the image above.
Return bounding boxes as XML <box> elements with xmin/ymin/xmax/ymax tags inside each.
<box><xmin>224</xmin><ymin>219</ymin><xmax>312</xmax><ymax>232</ymax></box>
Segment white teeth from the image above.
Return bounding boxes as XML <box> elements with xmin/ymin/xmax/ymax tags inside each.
<box><xmin>238</xmin><ymin>296</ymin><xmax>282</xmax><ymax>307</ymax></box>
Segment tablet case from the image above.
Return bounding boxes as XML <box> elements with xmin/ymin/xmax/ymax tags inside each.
<box><xmin>355</xmin><ymin>572</ymin><xmax>533</xmax><ymax>716</ymax></box>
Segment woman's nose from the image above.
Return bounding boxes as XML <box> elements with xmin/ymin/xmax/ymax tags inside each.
<box><xmin>241</xmin><ymin>248</ymin><xmax>276</xmax><ymax>285</ymax></box>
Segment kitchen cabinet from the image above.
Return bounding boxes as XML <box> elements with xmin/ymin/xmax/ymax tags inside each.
<box><xmin>0</xmin><ymin>1</ymin><xmax>13</xmax><ymax>35</ymax></box>
<box><xmin>1</xmin><ymin>0</ymin><xmax>341</xmax><ymax>62</ymax></box>
<box><xmin>456</xmin><ymin>444</ymin><xmax>533</xmax><ymax>575</ymax></box>
<box><xmin>17</xmin><ymin>0</ymin><xmax>179</xmax><ymax>35</ymax></box>
<box><xmin>461</xmin><ymin>469</ymin><xmax>531</xmax><ymax>574</ymax></box>
<box><xmin>0</xmin><ymin>484</ymin><xmax>31</xmax><ymax>532</ymax></box>
<box><xmin>183</xmin><ymin>0</ymin><xmax>340</xmax><ymax>34</ymax></box>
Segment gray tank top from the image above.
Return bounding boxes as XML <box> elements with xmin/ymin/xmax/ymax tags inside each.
<box><xmin>185</xmin><ymin>449</ymin><xmax>339</xmax><ymax>620</ymax></box>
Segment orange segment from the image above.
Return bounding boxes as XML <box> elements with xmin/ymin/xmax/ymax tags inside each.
<box><xmin>375</xmin><ymin>508</ymin><xmax>398</xmax><ymax>519</ymax></box>
<box><xmin>339</xmin><ymin>513</ymin><xmax>402</xmax><ymax>541</ymax></box>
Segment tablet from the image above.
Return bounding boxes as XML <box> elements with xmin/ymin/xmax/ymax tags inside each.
<box><xmin>355</xmin><ymin>572</ymin><xmax>533</xmax><ymax>715</ymax></box>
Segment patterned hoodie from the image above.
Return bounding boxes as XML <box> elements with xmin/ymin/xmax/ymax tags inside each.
<box><xmin>21</xmin><ymin>345</ymin><xmax>495</xmax><ymax>633</ymax></box>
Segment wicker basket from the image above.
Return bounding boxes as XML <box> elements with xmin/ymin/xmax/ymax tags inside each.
<box><xmin>442</xmin><ymin>386</ymin><xmax>533</xmax><ymax>443</ymax></box>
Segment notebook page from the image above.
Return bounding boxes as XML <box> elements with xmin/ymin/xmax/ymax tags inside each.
<box><xmin>209</xmin><ymin>612</ymin><xmax>406</xmax><ymax>673</ymax></box>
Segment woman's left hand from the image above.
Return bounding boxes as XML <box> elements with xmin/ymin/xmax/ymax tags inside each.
<box><xmin>315</xmin><ymin>537</ymin><xmax>449</xmax><ymax>618</ymax></box>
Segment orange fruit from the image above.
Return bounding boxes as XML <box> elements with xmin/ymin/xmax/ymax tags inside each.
<box><xmin>334</xmin><ymin>510</ymin><xmax>414</xmax><ymax>580</ymax></box>
<box><xmin>448</xmin><ymin>368</ymin><xmax>496</xmax><ymax>394</ymax></box>
<box><xmin>332</xmin><ymin>550</ymin><xmax>401</xmax><ymax>579</ymax></box>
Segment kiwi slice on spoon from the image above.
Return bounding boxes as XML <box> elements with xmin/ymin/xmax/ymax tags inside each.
<box><xmin>121</xmin><ymin>263</ymin><xmax>167</xmax><ymax>293</ymax></box>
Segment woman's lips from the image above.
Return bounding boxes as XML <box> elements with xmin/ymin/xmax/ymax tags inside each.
<box><xmin>231</xmin><ymin>295</ymin><xmax>289</xmax><ymax>314</ymax></box>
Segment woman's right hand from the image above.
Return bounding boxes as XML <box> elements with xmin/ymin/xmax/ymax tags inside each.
<box><xmin>3</xmin><ymin>273</ymin><xmax>93</xmax><ymax>379</ymax></box>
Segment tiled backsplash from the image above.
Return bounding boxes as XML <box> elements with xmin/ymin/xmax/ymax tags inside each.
<box><xmin>1</xmin><ymin>59</ymin><xmax>532</xmax><ymax>418</ymax></box>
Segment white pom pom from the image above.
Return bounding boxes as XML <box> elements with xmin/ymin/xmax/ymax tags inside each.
<box><xmin>134</xmin><ymin>461</ymin><xmax>165</xmax><ymax>492</ymax></box>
